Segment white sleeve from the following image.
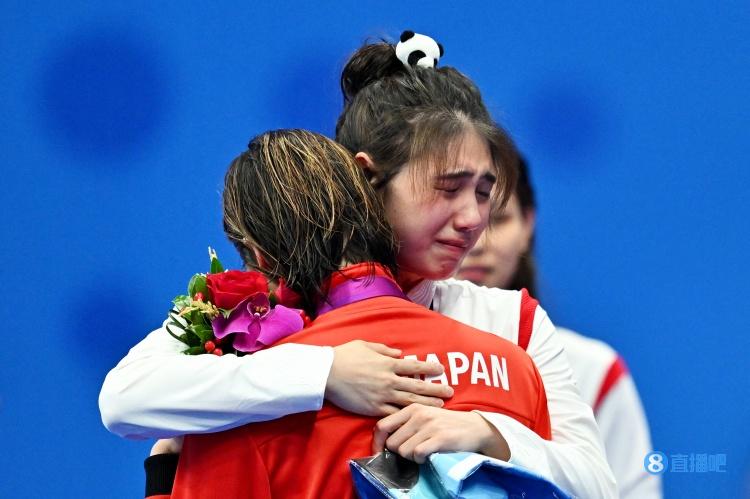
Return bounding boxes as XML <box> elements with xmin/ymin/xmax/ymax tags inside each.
<box><xmin>477</xmin><ymin>306</ymin><xmax>618</xmax><ymax>498</ymax></box>
<box><xmin>98</xmin><ymin>321</ymin><xmax>334</xmax><ymax>440</ymax></box>
<box><xmin>597</xmin><ymin>374</ymin><xmax>662</xmax><ymax>499</ymax></box>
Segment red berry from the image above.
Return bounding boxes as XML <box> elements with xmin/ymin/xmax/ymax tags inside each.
<box><xmin>194</xmin><ymin>292</ymin><xmax>205</xmax><ymax>302</ymax></box>
<box><xmin>299</xmin><ymin>311</ymin><xmax>311</xmax><ymax>327</ymax></box>
<box><xmin>204</xmin><ymin>340</ymin><xmax>215</xmax><ymax>353</ymax></box>
<box><xmin>212</xmin><ymin>348</ymin><xmax>223</xmax><ymax>356</ymax></box>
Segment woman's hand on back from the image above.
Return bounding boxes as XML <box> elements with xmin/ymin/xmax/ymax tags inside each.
<box><xmin>325</xmin><ymin>340</ymin><xmax>454</xmax><ymax>416</ymax></box>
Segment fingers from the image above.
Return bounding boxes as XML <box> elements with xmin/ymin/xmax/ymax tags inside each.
<box><xmin>382</xmin><ymin>412</ymin><xmax>429</xmax><ymax>462</ymax></box>
<box><xmin>412</xmin><ymin>438</ymin><xmax>440</xmax><ymax>464</ymax></box>
<box><xmin>393</xmin><ymin>357</ymin><xmax>444</xmax><ymax>377</ymax></box>
<box><xmin>372</xmin><ymin>405</ymin><xmax>414</xmax><ymax>452</ymax></box>
<box><xmin>361</xmin><ymin>341</ymin><xmax>402</xmax><ymax>358</ymax></box>
<box><xmin>375</xmin><ymin>403</ymin><xmax>417</xmax><ymax>432</ymax></box>
<box><xmin>329</xmin><ymin>340</ymin><xmax>454</xmax><ymax>422</ymax></box>
<box><xmin>378</xmin><ymin>404</ymin><xmax>401</xmax><ymax>416</ymax></box>
<box><xmin>391</xmin><ymin>391</ymin><xmax>445</xmax><ymax>409</ymax></box>
<box><xmin>372</xmin><ymin>405</ymin><xmax>465</xmax><ymax>463</ymax></box>
<box><xmin>385</xmin><ymin>420</ymin><xmax>420</xmax><ymax>454</ymax></box>
<box><xmin>393</xmin><ymin>376</ymin><xmax>453</xmax><ymax>399</ymax></box>
<box><xmin>372</xmin><ymin>424</ymin><xmax>388</xmax><ymax>454</ymax></box>
<box><xmin>370</xmin><ymin>404</ymin><xmax>401</xmax><ymax>452</ymax></box>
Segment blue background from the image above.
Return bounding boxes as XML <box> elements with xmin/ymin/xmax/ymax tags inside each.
<box><xmin>1</xmin><ymin>1</ymin><xmax>748</xmax><ymax>497</ymax></box>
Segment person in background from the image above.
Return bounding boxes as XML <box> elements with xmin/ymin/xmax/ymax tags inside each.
<box><xmin>456</xmin><ymin>157</ymin><xmax>662</xmax><ymax>498</ymax></box>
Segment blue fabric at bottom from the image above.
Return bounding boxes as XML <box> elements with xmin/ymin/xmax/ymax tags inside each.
<box><xmin>350</xmin><ymin>451</ymin><xmax>572</xmax><ymax>499</ymax></box>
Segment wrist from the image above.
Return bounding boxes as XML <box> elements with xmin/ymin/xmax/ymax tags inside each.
<box><xmin>323</xmin><ymin>346</ymin><xmax>338</xmax><ymax>396</ymax></box>
<box><xmin>474</xmin><ymin>413</ymin><xmax>511</xmax><ymax>461</ymax></box>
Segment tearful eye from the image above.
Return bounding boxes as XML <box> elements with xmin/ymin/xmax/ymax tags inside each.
<box><xmin>434</xmin><ymin>183</ymin><xmax>460</xmax><ymax>194</ymax></box>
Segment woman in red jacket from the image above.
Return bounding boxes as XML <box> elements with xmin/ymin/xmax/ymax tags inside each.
<box><xmin>167</xmin><ymin>129</ymin><xmax>551</xmax><ymax>498</ymax></box>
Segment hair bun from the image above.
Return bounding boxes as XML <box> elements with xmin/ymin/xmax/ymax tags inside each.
<box><xmin>340</xmin><ymin>41</ymin><xmax>405</xmax><ymax>103</ymax></box>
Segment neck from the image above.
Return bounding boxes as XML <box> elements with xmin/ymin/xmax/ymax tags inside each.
<box><xmin>316</xmin><ymin>262</ymin><xmax>408</xmax><ymax>316</ymax></box>
<box><xmin>397</xmin><ymin>271</ymin><xmax>424</xmax><ymax>293</ymax></box>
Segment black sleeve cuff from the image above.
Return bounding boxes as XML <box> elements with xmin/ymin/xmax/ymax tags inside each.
<box><xmin>144</xmin><ymin>453</ymin><xmax>179</xmax><ymax>497</ymax></box>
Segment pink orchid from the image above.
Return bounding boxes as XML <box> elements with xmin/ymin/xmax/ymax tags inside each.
<box><xmin>212</xmin><ymin>292</ymin><xmax>304</xmax><ymax>353</ymax></box>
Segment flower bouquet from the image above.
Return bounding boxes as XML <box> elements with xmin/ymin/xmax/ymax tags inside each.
<box><xmin>166</xmin><ymin>248</ymin><xmax>310</xmax><ymax>356</ymax></box>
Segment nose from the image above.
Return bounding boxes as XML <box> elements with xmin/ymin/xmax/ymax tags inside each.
<box><xmin>453</xmin><ymin>196</ymin><xmax>483</xmax><ymax>233</ymax></box>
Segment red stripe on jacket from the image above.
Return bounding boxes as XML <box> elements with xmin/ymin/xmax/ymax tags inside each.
<box><xmin>593</xmin><ymin>355</ymin><xmax>629</xmax><ymax>412</ymax></box>
<box><xmin>518</xmin><ymin>288</ymin><xmax>538</xmax><ymax>351</ymax></box>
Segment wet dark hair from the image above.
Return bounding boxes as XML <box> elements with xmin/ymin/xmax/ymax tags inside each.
<box><xmin>506</xmin><ymin>157</ymin><xmax>538</xmax><ymax>296</ymax></box>
<box><xmin>222</xmin><ymin>129</ymin><xmax>398</xmax><ymax>314</ymax></box>
<box><xmin>335</xmin><ymin>39</ymin><xmax>518</xmax><ymax>206</ymax></box>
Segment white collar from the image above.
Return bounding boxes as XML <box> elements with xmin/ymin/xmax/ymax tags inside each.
<box><xmin>406</xmin><ymin>279</ymin><xmax>436</xmax><ymax>308</ymax></box>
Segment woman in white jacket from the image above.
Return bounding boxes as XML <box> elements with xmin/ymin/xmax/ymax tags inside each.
<box><xmin>101</xmin><ymin>33</ymin><xmax>616</xmax><ymax>498</ymax></box>
<box><xmin>457</xmin><ymin>157</ymin><xmax>661</xmax><ymax>498</ymax></box>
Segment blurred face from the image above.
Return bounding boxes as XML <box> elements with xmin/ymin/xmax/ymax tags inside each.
<box><xmin>383</xmin><ymin>129</ymin><xmax>496</xmax><ymax>282</ymax></box>
<box><xmin>455</xmin><ymin>194</ymin><xmax>535</xmax><ymax>288</ymax></box>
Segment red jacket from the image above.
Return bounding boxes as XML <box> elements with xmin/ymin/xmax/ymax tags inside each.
<box><xmin>172</xmin><ymin>271</ymin><xmax>550</xmax><ymax>499</ymax></box>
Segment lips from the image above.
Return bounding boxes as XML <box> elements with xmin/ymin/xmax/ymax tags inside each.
<box><xmin>436</xmin><ymin>238</ymin><xmax>470</xmax><ymax>249</ymax></box>
<box><xmin>435</xmin><ymin>239</ymin><xmax>471</xmax><ymax>261</ymax></box>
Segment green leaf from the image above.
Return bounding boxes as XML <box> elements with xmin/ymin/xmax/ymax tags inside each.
<box><xmin>191</xmin><ymin>310</ymin><xmax>208</xmax><ymax>326</ymax></box>
<box><xmin>165</xmin><ymin>321</ymin><xmax>187</xmax><ymax>344</ymax></box>
<box><xmin>172</xmin><ymin>295</ymin><xmax>192</xmax><ymax>310</ymax></box>
<box><xmin>188</xmin><ymin>273</ymin><xmax>208</xmax><ymax>299</ymax></box>
<box><xmin>210</xmin><ymin>255</ymin><xmax>224</xmax><ymax>274</ymax></box>
<box><xmin>183</xmin><ymin>345</ymin><xmax>206</xmax><ymax>355</ymax></box>
<box><xmin>190</xmin><ymin>324</ymin><xmax>214</xmax><ymax>343</ymax></box>
<box><xmin>190</xmin><ymin>334</ymin><xmax>202</xmax><ymax>347</ymax></box>
<box><xmin>189</xmin><ymin>309</ymin><xmax>208</xmax><ymax>326</ymax></box>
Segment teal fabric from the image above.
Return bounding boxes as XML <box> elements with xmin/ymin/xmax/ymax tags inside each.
<box><xmin>350</xmin><ymin>451</ymin><xmax>572</xmax><ymax>498</ymax></box>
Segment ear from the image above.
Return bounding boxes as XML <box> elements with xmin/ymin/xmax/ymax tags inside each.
<box><xmin>354</xmin><ymin>152</ymin><xmax>379</xmax><ymax>185</ymax></box>
<box><xmin>400</xmin><ymin>30</ymin><xmax>415</xmax><ymax>42</ymax></box>
<box><xmin>437</xmin><ymin>42</ymin><xmax>444</xmax><ymax>57</ymax></box>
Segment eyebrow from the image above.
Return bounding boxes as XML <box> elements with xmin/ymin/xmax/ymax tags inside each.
<box><xmin>436</xmin><ymin>170</ymin><xmax>497</xmax><ymax>184</ymax></box>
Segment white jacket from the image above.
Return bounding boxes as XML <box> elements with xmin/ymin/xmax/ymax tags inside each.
<box><xmin>99</xmin><ymin>278</ymin><xmax>617</xmax><ymax>498</ymax></box>
<box><xmin>558</xmin><ymin>328</ymin><xmax>661</xmax><ymax>498</ymax></box>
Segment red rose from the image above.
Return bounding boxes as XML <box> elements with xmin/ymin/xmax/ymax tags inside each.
<box><xmin>206</xmin><ymin>270</ymin><xmax>269</xmax><ymax>310</ymax></box>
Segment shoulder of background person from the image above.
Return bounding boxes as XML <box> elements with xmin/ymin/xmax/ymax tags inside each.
<box><xmin>556</xmin><ymin>328</ymin><xmax>628</xmax><ymax>412</ymax></box>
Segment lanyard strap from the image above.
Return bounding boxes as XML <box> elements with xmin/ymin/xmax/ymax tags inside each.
<box><xmin>316</xmin><ymin>276</ymin><xmax>409</xmax><ymax>316</ymax></box>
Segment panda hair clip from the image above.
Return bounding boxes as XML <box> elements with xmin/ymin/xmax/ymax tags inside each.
<box><xmin>395</xmin><ymin>30</ymin><xmax>444</xmax><ymax>69</ymax></box>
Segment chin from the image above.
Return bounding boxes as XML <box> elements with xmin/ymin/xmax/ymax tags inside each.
<box><xmin>427</xmin><ymin>264</ymin><xmax>462</xmax><ymax>281</ymax></box>
<box><xmin>398</xmin><ymin>254</ymin><xmax>464</xmax><ymax>282</ymax></box>
<box><xmin>399</xmin><ymin>265</ymin><xmax>451</xmax><ymax>282</ymax></box>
